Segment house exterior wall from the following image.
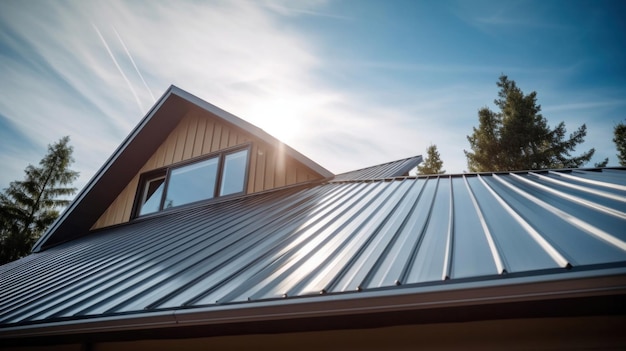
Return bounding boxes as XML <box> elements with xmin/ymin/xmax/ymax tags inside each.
<box><xmin>92</xmin><ymin>110</ymin><xmax>321</xmax><ymax>229</ymax></box>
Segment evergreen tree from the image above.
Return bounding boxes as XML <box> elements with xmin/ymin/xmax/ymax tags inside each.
<box><xmin>417</xmin><ymin>144</ymin><xmax>445</xmax><ymax>175</ymax></box>
<box><xmin>465</xmin><ymin>75</ymin><xmax>595</xmax><ymax>172</ymax></box>
<box><xmin>614</xmin><ymin>121</ymin><xmax>626</xmax><ymax>166</ymax></box>
<box><xmin>0</xmin><ymin>136</ymin><xmax>79</xmax><ymax>264</ymax></box>
<box><xmin>594</xmin><ymin>158</ymin><xmax>609</xmax><ymax>168</ymax></box>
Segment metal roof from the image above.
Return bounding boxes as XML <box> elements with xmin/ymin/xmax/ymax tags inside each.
<box><xmin>332</xmin><ymin>155</ymin><xmax>423</xmax><ymax>181</ymax></box>
<box><xmin>1</xmin><ymin>168</ymin><xmax>625</xmax><ymax>328</ymax></box>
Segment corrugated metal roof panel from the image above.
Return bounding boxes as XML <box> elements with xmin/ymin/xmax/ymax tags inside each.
<box><xmin>332</xmin><ymin>155</ymin><xmax>423</xmax><ymax>181</ymax></box>
<box><xmin>1</xmin><ymin>169</ymin><xmax>625</xmax><ymax>327</ymax></box>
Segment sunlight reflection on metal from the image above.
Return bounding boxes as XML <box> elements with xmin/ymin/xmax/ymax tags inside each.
<box><xmin>2</xmin><ymin>169</ymin><xmax>626</xmax><ymax>326</ymax></box>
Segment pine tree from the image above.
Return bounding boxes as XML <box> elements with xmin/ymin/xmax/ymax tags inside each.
<box><xmin>614</xmin><ymin>121</ymin><xmax>626</xmax><ymax>166</ymax></box>
<box><xmin>594</xmin><ymin>158</ymin><xmax>609</xmax><ymax>167</ymax></box>
<box><xmin>465</xmin><ymin>75</ymin><xmax>595</xmax><ymax>172</ymax></box>
<box><xmin>417</xmin><ymin>144</ymin><xmax>445</xmax><ymax>175</ymax></box>
<box><xmin>0</xmin><ymin>136</ymin><xmax>79</xmax><ymax>264</ymax></box>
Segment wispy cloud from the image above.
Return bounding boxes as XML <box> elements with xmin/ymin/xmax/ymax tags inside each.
<box><xmin>260</xmin><ymin>1</ymin><xmax>352</xmax><ymax>20</ymax></box>
<box><xmin>112</xmin><ymin>26</ymin><xmax>155</xmax><ymax>102</ymax></box>
<box><xmin>92</xmin><ymin>22</ymin><xmax>144</xmax><ymax>112</ymax></box>
<box><xmin>543</xmin><ymin>99</ymin><xmax>626</xmax><ymax>113</ymax></box>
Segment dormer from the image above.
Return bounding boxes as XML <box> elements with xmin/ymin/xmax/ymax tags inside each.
<box><xmin>33</xmin><ymin>86</ymin><xmax>333</xmax><ymax>250</ymax></box>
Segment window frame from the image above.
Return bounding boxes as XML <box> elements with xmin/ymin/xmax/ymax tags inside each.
<box><xmin>131</xmin><ymin>144</ymin><xmax>251</xmax><ymax>219</ymax></box>
<box><xmin>137</xmin><ymin>171</ymin><xmax>167</xmax><ymax>216</ymax></box>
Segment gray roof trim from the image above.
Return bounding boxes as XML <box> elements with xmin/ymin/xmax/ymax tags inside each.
<box><xmin>32</xmin><ymin>86</ymin><xmax>332</xmax><ymax>252</ymax></box>
<box><xmin>332</xmin><ymin>155</ymin><xmax>423</xmax><ymax>182</ymax></box>
<box><xmin>1</xmin><ymin>267</ymin><xmax>624</xmax><ymax>339</ymax></box>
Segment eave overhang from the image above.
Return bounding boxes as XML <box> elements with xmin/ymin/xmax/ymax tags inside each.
<box><xmin>32</xmin><ymin>86</ymin><xmax>333</xmax><ymax>252</ymax></box>
<box><xmin>1</xmin><ymin>266</ymin><xmax>624</xmax><ymax>344</ymax></box>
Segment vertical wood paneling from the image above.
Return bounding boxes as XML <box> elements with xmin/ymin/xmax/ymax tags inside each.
<box><xmin>183</xmin><ymin>117</ymin><xmax>197</xmax><ymax>160</ymax></box>
<box><xmin>92</xmin><ymin>112</ymin><xmax>325</xmax><ymax>229</ymax></box>
<box><xmin>254</xmin><ymin>147</ymin><xmax>266</xmax><ymax>193</ymax></box>
<box><xmin>154</xmin><ymin>144</ymin><xmax>166</xmax><ymax>168</ymax></box>
<box><xmin>274</xmin><ymin>151</ymin><xmax>286</xmax><ymax>188</ymax></box>
<box><xmin>201</xmin><ymin>121</ymin><xmax>214</xmax><ymax>155</ymax></box>
<box><xmin>296</xmin><ymin>166</ymin><xmax>309</xmax><ymax>183</ymax></box>
<box><xmin>102</xmin><ymin>207</ymin><xmax>114</xmax><ymax>229</ymax></box>
<box><xmin>113</xmin><ymin>188</ymin><xmax>130</xmax><ymax>225</ymax></box>
<box><xmin>93</xmin><ymin>197</ymin><xmax>115</xmax><ymax>229</ymax></box>
<box><xmin>220</xmin><ymin>127</ymin><xmax>230</xmax><ymax>150</ymax></box>
<box><xmin>264</xmin><ymin>147</ymin><xmax>276</xmax><ymax>190</ymax></box>
<box><xmin>163</xmin><ymin>133</ymin><xmax>176</xmax><ymax>166</ymax></box>
<box><xmin>193</xmin><ymin>117</ymin><xmax>207</xmax><ymax>157</ymax></box>
<box><xmin>172</xmin><ymin>120</ymin><xmax>188</xmax><ymax>163</ymax></box>
<box><xmin>121</xmin><ymin>176</ymin><xmax>139</xmax><ymax>222</ymax></box>
<box><xmin>143</xmin><ymin>150</ymin><xmax>157</xmax><ymax>171</ymax></box>
<box><xmin>211</xmin><ymin>124</ymin><xmax>222</xmax><ymax>152</ymax></box>
<box><xmin>247</xmin><ymin>143</ymin><xmax>258</xmax><ymax>194</ymax></box>
<box><xmin>228</xmin><ymin>130</ymin><xmax>237</xmax><ymax>147</ymax></box>
<box><xmin>286</xmin><ymin>158</ymin><xmax>297</xmax><ymax>185</ymax></box>
<box><xmin>145</xmin><ymin>141</ymin><xmax>170</xmax><ymax>170</ymax></box>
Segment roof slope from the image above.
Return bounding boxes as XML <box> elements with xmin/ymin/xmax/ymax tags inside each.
<box><xmin>32</xmin><ymin>86</ymin><xmax>332</xmax><ymax>252</ymax></box>
<box><xmin>333</xmin><ymin>155</ymin><xmax>423</xmax><ymax>181</ymax></box>
<box><xmin>2</xmin><ymin>168</ymin><xmax>625</xmax><ymax>329</ymax></box>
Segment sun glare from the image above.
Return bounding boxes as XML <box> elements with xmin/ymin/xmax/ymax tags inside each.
<box><xmin>248</xmin><ymin>98</ymin><xmax>304</xmax><ymax>144</ymax></box>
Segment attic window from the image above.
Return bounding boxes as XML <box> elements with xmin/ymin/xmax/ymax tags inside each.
<box><xmin>134</xmin><ymin>147</ymin><xmax>249</xmax><ymax>217</ymax></box>
<box><xmin>138</xmin><ymin>175</ymin><xmax>166</xmax><ymax>216</ymax></box>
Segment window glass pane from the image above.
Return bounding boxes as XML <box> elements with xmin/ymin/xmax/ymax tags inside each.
<box><xmin>220</xmin><ymin>149</ymin><xmax>248</xmax><ymax>196</ymax></box>
<box><xmin>139</xmin><ymin>176</ymin><xmax>165</xmax><ymax>216</ymax></box>
<box><xmin>165</xmin><ymin>157</ymin><xmax>218</xmax><ymax>208</ymax></box>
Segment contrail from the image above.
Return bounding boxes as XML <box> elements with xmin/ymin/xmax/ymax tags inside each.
<box><xmin>92</xmin><ymin>23</ymin><xmax>144</xmax><ymax>112</ymax></box>
<box><xmin>112</xmin><ymin>26</ymin><xmax>156</xmax><ymax>102</ymax></box>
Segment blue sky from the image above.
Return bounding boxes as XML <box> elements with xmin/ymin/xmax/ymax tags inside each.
<box><xmin>1</xmin><ymin>0</ymin><xmax>625</xmax><ymax>191</ymax></box>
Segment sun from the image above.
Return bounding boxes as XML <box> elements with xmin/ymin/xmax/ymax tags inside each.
<box><xmin>248</xmin><ymin>97</ymin><xmax>304</xmax><ymax>144</ymax></box>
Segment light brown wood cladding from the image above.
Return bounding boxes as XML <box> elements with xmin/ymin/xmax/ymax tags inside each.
<box><xmin>92</xmin><ymin>111</ymin><xmax>322</xmax><ymax>229</ymax></box>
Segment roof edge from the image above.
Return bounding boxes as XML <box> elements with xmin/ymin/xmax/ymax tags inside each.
<box><xmin>332</xmin><ymin>155</ymin><xmax>423</xmax><ymax>181</ymax></box>
<box><xmin>2</xmin><ymin>267</ymin><xmax>624</xmax><ymax>340</ymax></box>
<box><xmin>31</xmin><ymin>86</ymin><xmax>179</xmax><ymax>252</ymax></box>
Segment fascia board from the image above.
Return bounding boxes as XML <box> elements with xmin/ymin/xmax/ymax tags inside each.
<box><xmin>2</xmin><ymin>267</ymin><xmax>624</xmax><ymax>340</ymax></box>
<box><xmin>173</xmin><ymin>267</ymin><xmax>626</xmax><ymax>326</ymax></box>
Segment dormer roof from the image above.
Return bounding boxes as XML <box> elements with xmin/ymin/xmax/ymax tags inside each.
<box><xmin>33</xmin><ymin>86</ymin><xmax>333</xmax><ymax>251</ymax></box>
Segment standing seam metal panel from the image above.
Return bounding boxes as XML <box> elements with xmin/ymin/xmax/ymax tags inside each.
<box><xmin>1</xmin><ymin>169</ymin><xmax>626</xmax><ymax>327</ymax></box>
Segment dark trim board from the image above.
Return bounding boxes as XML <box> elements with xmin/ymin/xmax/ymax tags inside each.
<box><xmin>2</xmin><ymin>293</ymin><xmax>624</xmax><ymax>347</ymax></box>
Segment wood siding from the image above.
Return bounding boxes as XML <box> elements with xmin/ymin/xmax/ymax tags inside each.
<box><xmin>92</xmin><ymin>111</ymin><xmax>322</xmax><ymax>229</ymax></box>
